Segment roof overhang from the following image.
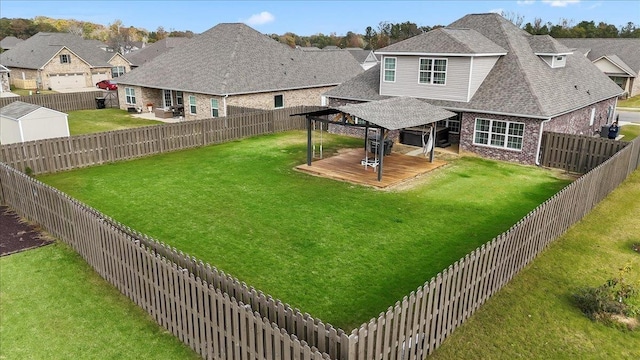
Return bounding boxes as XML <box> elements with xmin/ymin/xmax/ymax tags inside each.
<box><xmin>593</xmin><ymin>55</ymin><xmax>637</xmax><ymax>77</ymax></box>
<box><xmin>375</xmin><ymin>52</ymin><xmax>507</xmax><ymax>57</ymax></box>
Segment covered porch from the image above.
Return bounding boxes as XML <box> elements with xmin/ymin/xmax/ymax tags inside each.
<box><xmin>293</xmin><ymin>97</ymin><xmax>456</xmax><ymax>187</ymax></box>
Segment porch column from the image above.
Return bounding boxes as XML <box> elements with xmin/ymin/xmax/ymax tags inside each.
<box><xmin>307</xmin><ymin>117</ymin><xmax>312</xmax><ymax>166</ymax></box>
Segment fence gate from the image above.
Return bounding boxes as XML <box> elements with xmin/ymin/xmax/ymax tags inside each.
<box><xmin>540</xmin><ymin>131</ymin><xmax>628</xmax><ymax>173</ymax></box>
<box><xmin>104</xmin><ymin>91</ymin><xmax>119</xmax><ymax>108</ymax></box>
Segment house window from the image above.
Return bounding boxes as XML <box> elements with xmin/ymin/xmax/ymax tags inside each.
<box><xmin>384</xmin><ymin>57</ymin><xmax>396</xmax><ymax>82</ymax></box>
<box><xmin>473</xmin><ymin>118</ymin><xmax>524</xmax><ymax>150</ymax></box>
<box><xmin>419</xmin><ymin>58</ymin><xmax>447</xmax><ymax>85</ymax></box>
<box><xmin>125</xmin><ymin>87</ymin><xmax>136</xmax><ymax>105</ymax></box>
<box><xmin>610</xmin><ymin>76</ymin><xmax>626</xmax><ymax>89</ymax></box>
<box><xmin>189</xmin><ymin>95</ymin><xmax>197</xmax><ymax>114</ymax></box>
<box><xmin>437</xmin><ymin>113</ymin><xmax>461</xmax><ymax>134</ymax></box>
<box><xmin>211</xmin><ymin>99</ymin><xmax>219</xmax><ymax>117</ymax></box>
<box><xmin>176</xmin><ymin>91</ymin><xmax>183</xmax><ymax>105</ymax></box>
<box><xmin>111</xmin><ymin>66</ymin><xmax>126</xmax><ymax>77</ymax></box>
<box><xmin>274</xmin><ymin>94</ymin><xmax>284</xmax><ymax>108</ymax></box>
<box><xmin>163</xmin><ymin>89</ymin><xmax>173</xmax><ymax>108</ymax></box>
<box><xmin>60</xmin><ymin>54</ymin><xmax>71</xmax><ymax>64</ymax></box>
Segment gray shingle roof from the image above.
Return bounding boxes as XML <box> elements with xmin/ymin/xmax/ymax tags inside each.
<box><xmin>528</xmin><ymin>35</ymin><xmax>572</xmax><ymax>54</ymax></box>
<box><xmin>327</xmin><ymin>13</ymin><xmax>622</xmax><ymax>118</ymax></box>
<box><xmin>558</xmin><ymin>38</ymin><xmax>640</xmax><ymax>76</ymax></box>
<box><xmin>125</xmin><ymin>37</ymin><xmax>191</xmax><ymax>67</ymax></box>
<box><xmin>0</xmin><ymin>101</ymin><xmax>43</xmax><ymax>120</ymax></box>
<box><xmin>377</xmin><ymin>28</ymin><xmax>507</xmax><ymax>54</ymax></box>
<box><xmin>115</xmin><ymin>23</ymin><xmax>363</xmax><ymax>95</ymax></box>
<box><xmin>335</xmin><ymin>97</ymin><xmax>455</xmax><ymax>130</ymax></box>
<box><xmin>0</xmin><ymin>36</ymin><xmax>24</xmax><ymax>50</ymax></box>
<box><xmin>324</xmin><ymin>64</ymin><xmax>389</xmax><ymax>102</ymax></box>
<box><xmin>0</xmin><ymin>32</ymin><xmax>115</xmax><ymax>69</ymax></box>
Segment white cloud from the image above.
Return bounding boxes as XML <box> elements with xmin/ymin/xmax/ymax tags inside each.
<box><xmin>488</xmin><ymin>8</ymin><xmax>504</xmax><ymax>14</ymax></box>
<box><xmin>542</xmin><ymin>0</ymin><xmax>580</xmax><ymax>7</ymax></box>
<box><xmin>517</xmin><ymin>0</ymin><xmax>535</xmax><ymax>5</ymax></box>
<box><xmin>243</xmin><ymin>11</ymin><xmax>275</xmax><ymax>26</ymax></box>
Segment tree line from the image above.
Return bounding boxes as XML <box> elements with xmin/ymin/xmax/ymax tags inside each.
<box><xmin>1</xmin><ymin>14</ymin><xmax>638</xmax><ymax>53</ymax></box>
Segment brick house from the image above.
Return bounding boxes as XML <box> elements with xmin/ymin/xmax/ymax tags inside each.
<box><xmin>0</xmin><ymin>32</ymin><xmax>132</xmax><ymax>91</ymax></box>
<box><xmin>324</xmin><ymin>13</ymin><xmax>623</xmax><ymax>165</ymax></box>
<box><xmin>114</xmin><ymin>23</ymin><xmax>363</xmax><ymax>119</ymax></box>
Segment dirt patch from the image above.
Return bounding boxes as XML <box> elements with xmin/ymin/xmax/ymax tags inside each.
<box><xmin>0</xmin><ymin>206</ymin><xmax>53</xmax><ymax>256</ymax></box>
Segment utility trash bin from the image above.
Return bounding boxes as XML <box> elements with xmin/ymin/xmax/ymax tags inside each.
<box><xmin>95</xmin><ymin>97</ymin><xmax>106</xmax><ymax>109</ymax></box>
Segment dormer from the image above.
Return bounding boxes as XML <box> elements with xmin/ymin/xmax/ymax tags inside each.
<box><xmin>529</xmin><ymin>35</ymin><xmax>572</xmax><ymax>69</ymax></box>
<box><xmin>376</xmin><ymin>28</ymin><xmax>507</xmax><ymax>102</ymax></box>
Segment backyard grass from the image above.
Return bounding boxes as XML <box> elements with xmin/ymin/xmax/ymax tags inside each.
<box><xmin>38</xmin><ymin>131</ymin><xmax>571</xmax><ymax>330</ymax></box>
<box><xmin>430</xmin><ymin>169</ymin><xmax>640</xmax><ymax>359</ymax></box>
<box><xmin>621</xmin><ymin>124</ymin><xmax>640</xmax><ymax>141</ymax></box>
<box><xmin>0</xmin><ymin>241</ymin><xmax>200</xmax><ymax>359</ymax></box>
<box><xmin>618</xmin><ymin>94</ymin><xmax>640</xmax><ymax>109</ymax></box>
<box><xmin>9</xmin><ymin>86</ymin><xmax>57</xmax><ymax>96</ymax></box>
<box><xmin>67</xmin><ymin>108</ymin><xmax>164</xmax><ymax>135</ymax></box>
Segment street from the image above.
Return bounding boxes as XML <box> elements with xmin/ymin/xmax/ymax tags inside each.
<box><xmin>617</xmin><ymin>109</ymin><xmax>640</xmax><ymax>125</ymax></box>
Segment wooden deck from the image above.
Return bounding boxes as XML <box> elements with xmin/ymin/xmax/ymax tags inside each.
<box><xmin>295</xmin><ymin>148</ymin><xmax>447</xmax><ymax>189</ymax></box>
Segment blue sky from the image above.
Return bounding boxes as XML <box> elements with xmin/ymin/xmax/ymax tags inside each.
<box><xmin>1</xmin><ymin>0</ymin><xmax>638</xmax><ymax>35</ymax></box>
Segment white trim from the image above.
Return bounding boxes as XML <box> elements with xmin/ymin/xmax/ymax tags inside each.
<box><xmin>124</xmin><ymin>87</ymin><xmax>136</xmax><ymax>105</ymax></box>
<box><xmin>467</xmin><ymin>56</ymin><xmax>474</xmax><ymax>102</ymax></box>
<box><xmin>472</xmin><ymin>117</ymin><xmax>525</xmax><ymax>151</ymax></box>
<box><xmin>375</xmin><ymin>51</ymin><xmax>507</xmax><ymax>57</ymax></box>
<box><xmin>382</xmin><ymin>57</ymin><xmax>397</xmax><ymax>83</ymax></box>
<box><xmin>188</xmin><ymin>95</ymin><xmax>197</xmax><ymax>114</ymax></box>
<box><xmin>274</xmin><ymin>94</ymin><xmax>284</xmax><ymax>109</ymax></box>
<box><xmin>534</xmin><ymin>52</ymin><xmax>573</xmax><ymax>56</ymax></box>
<box><xmin>418</xmin><ymin>57</ymin><xmax>447</xmax><ymax>86</ymax></box>
<box><xmin>210</xmin><ymin>98</ymin><xmax>219</xmax><ymax>117</ymax></box>
<box><xmin>589</xmin><ymin>107</ymin><xmax>595</xmax><ymax>126</ymax></box>
<box><xmin>18</xmin><ymin>120</ymin><xmax>25</xmax><ymax>142</ymax></box>
<box><xmin>593</xmin><ymin>55</ymin><xmax>636</xmax><ymax>77</ymax></box>
<box><xmin>535</xmin><ymin>118</ymin><xmax>552</xmax><ymax>165</ymax></box>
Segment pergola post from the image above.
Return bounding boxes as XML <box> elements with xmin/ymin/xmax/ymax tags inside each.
<box><xmin>429</xmin><ymin>126</ymin><xmax>435</xmax><ymax>163</ymax></box>
<box><xmin>306</xmin><ymin>117</ymin><xmax>312</xmax><ymax>166</ymax></box>
<box><xmin>377</xmin><ymin>129</ymin><xmax>384</xmax><ymax>181</ymax></box>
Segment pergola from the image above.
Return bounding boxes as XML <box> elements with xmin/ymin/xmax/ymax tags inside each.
<box><xmin>294</xmin><ymin>97</ymin><xmax>456</xmax><ymax>181</ymax></box>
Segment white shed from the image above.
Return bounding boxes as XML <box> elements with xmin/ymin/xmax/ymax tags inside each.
<box><xmin>0</xmin><ymin>101</ymin><xmax>70</xmax><ymax>144</ymax></box>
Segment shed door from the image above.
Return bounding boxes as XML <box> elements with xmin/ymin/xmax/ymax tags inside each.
<box><xmin>49</xmin><ymin>73</ymin><xmax>85</xmax><ymax>90</ymax></box>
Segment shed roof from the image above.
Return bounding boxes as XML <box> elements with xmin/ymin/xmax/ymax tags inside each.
<box><xmin>0</xmin><ymin>101</ymin><xmax>65</xmax><ymax>120</ymax></box>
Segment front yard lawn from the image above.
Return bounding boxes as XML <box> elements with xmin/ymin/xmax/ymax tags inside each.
<box><xmin>621</xmin><ymin>124</ymin><xmax>640</xmax><ymax>141</ymax></box>
<box><xmin>618</xmin><ymin>94</ymin><xmax>640</xmax><ymax>109</ymax></box>
<box><xmin>67</xmin><ymin>108</ymin><xmax>163</xmax><ymax>135</ymax></box>
<box><xmin>38</xmin><ymin>131</ymin><xmax>571</xmax><ymax>330</ymax></box>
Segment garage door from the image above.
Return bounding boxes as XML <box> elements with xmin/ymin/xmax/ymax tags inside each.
<box><xmin>92</xmin><ymin>72</ymin><xmax>109</xmax><ymax>86</ymax></box>
<box><xmin>49</xmin><ymin>73</ymin><xmax>85</xmax><ymax>90</ymax></box>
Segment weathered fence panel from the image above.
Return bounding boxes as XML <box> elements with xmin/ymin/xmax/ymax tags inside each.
<box><xmin>0</xmin><ymin>90</ymin><xmax>115</xmax><ymax>112</ymax></box>
<box><xmin>540</xmin><ymin>131</ymin><xmax>628</xmax><ymax>173</ymax></box>
<box><xmin>1</xmin><ymin>119</ymin><xmax>638</xmax><ymax>359</ymax></box>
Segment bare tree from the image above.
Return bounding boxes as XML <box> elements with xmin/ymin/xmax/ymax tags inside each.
<box><xmin>501</xmin><ymin>11</ymin><xmax>525</xmax><ymax>28</ymax></box>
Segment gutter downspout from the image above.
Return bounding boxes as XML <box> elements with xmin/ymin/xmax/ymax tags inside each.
<box><xmin>535</xmin><ymin>118</ymin><xmax>552</xmax><ymax>166</ymax></box>
<box><xmin>223</xmin><ymin>94</ymin><xmax>229</xmax><ymax>116</ymax></box>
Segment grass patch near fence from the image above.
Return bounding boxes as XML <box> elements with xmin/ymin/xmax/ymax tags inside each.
<box><xmin>621</xmin><ymin>124</ymin><xmax>640</xmax><ymax>141</ymax></box>
<box><xmin>430</xmin><ymin>170</ymin><xmax>640</xmax><ymax>359</ymax></box>
<box><xmin>618</xmin><ymin>94</ymin><xmax>640</xmax><ymax>109</ymax></box>
<box><xmin>38</xmin><ymin>131</ymin><xmax>571</xmax><ymax>330</ymax></box>
<box><xmin>9</xmin><ymin>86</ymin><xmax>57</xmax><ymax>96</ymax></box>
<box><xmin>67</xmin><ymin>108</ymin><xmax>164</xmax><ymax>135</ymax></box>
<box><xmin>0</xmin><ymin>241</ymin><xmax>200</xmax><ymax>359</ymax></box>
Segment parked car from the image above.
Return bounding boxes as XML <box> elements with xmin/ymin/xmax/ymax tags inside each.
<box><xmin>96</xmin><ymin>80</ymin><xmax>117</xmax><ymax>90</ymax></box>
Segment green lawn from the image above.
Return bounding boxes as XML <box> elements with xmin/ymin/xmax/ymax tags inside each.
<box><xmin>430</xmin><ymin>169</ymin><xmax>640</xmax><ymax>359</ymax></box>
<box><xmin>38</xmin><ymin>131</ymin><xmax>571</xmax><ymax>330</ymax></box>
<box><xmin>618</xmin><ymin>94</ymin><xmax>640</xmax><ymax>109</ymax></box>
<box><xmin>68</xmin><ymin>108</ymin><xmax>164</xmax><ymax>135</ymax></box>
<box><xmin>0</xmin><ymin>242</ymin><xmax>200</xmax><ymax>359</ymax></box>
<box><xmin>9</xmin><ymin>86</ymin><xmax>57</xmax><ymax>96</ymax></box>
<box><xmin>621</xmin><ymin>124</ymin><xmax>640</xmax><ymax>141</ymax></box>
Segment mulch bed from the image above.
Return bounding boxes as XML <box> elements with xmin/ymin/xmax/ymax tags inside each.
<box><xmin>0</xmin><ymin>205</ymin><xmax>53</xmax><ymax>256</ymax></box>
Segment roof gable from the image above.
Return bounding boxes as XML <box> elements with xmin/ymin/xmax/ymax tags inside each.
<box><xmin>377</xmin><ymin>28</ymin><xmax>507</xmax><ymax>55</ymax></box>
<box><xmin>558</xmin><ymin>38</ymin><xmax>640</xmax><ymax>74</ymax></box>
<box><xmin>116</xmin><ymin>23</ymin><xmax>363</xmax><ymax>95</ymax></box>
<box><xmin>594</xmin><ymin>54</ymin><xmax>637</xmax><ymax>77</ymax></box>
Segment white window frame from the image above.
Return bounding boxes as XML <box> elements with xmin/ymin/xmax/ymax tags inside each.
<box><xmin>589</xmin><ymin>107</ymin><xmax>595</xmax><ymax>126</ymax></box>
<box><xmin>473</xmin><ymin>118</ymin><xmax>525</xmax><ymax>151</ymax></box>
<box><xmin>60</xmin><ymin>54</ymin><xmax>71</xmax><ymax>64</ymax></box>
<box><xmin>189</xmin><ymin>95</ymin><xmax>197</xmax><ymax>114</ymax></box>
<box><xmin>274</xmin><ymin>94</ymin><xmax>284</xmax><ymax>109</ymax></box>
<box><xmin>176</xmin><ymin>91</ymin><xmax>183</xmax><ymax>105</ymax></box>
<box><xmin>163</xmin><ymin>89</ymin><xmax>173</xmax><ymax>108</ymax></box>
<box><xmin>383</xmin><ymin>57</ymin><xmax>396</xmax><ymax>82</ymax></box>
<box><xmin>419</xmin><ymin>58</ymin><xmax>447</xmax><ymax>85</ymax></box>
<box><xmin>437</xmin><ymin>113</ymin><xmax>461</xmax><ymax>134</ymax></box>
<box><xmin>211</xmin><ymin>98</ymin><xmax>219</xmax><ymax>117</ymax></box>
<box><xmin>125</xmin><ymin>87</ymin><xmax>136</xmax><ymax>105</ymax></box>
<box><xmin>111</xmin><ymin>66</ymin><xmax>126</xmax><ymax>77</ymax></box>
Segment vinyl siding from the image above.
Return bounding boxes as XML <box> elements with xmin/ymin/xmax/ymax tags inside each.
<box><xmin>380</xmin><ymin>55</ymin><xmax>470</xmax><ymax>101</ymax></box>
<box><xmin>468</xmin><ymin>56</ymin><xmax>500</xmax><ymax>101</ymax></box>
<box><xmin>594</xmin><ymin>58</ymin><xmax>629</xmax><ymax>75</ymax></box>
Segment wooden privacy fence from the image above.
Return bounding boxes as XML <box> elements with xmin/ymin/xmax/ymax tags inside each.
<box><xmin>0</xmin><ymin>106</ymin><xmax>312</xmax><ymax>175</ymax></box>
<box><xmin>540</xmin><ymin>131</ymin><xmax>628</xmax><ymax>173</ymax></box>
<box><xmin>0</xmin><ymin>90</ymin><xmax>113</xmax><ymax>112</ymax></box>
<box><xmin>1</xmin><ymin>124</ymin><xmax>639</xmax><ymax>359</ymax></box>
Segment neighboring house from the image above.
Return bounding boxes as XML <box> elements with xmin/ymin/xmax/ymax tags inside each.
<box><xmin>0</xmin><ymin>101</ymin><xmax>69</xmax><ymax>144</ymax></box>
<box><xmin>324</xmin><ymin>13</ymin><xmax>623</xmax><ymax>166</ymax></box>
<box><xmin>115</xmin><ymin>23</ymin><xmax>363</xmax><ymax>120</ymax></box>
<box><xmin>298</xmin><ymin>46</ymin><xmax>379</xmax><ymax>70</ymax></box>
<box><xmin>125</xmin><ymin>37</ymin><xmax>191</xmax><ymax>69</ymax></box>
<box><xmin>558</xmin><ymin>38</ymin><xmax>640</xmax><ymax>97</ymax></box>
<box><xmin>0</xmin><ymin>65</ymin><xmax>11</xmax><ymax>95</ymax></box>
<box><xmin>0</xmin><ymin>32</ymin><xmax>133</xmax><ymax>91</ymax></box>
<box><xmin>0</xmin><ymin>36</ymin><xmax>24</xmax><ymax>51</ymax></box>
